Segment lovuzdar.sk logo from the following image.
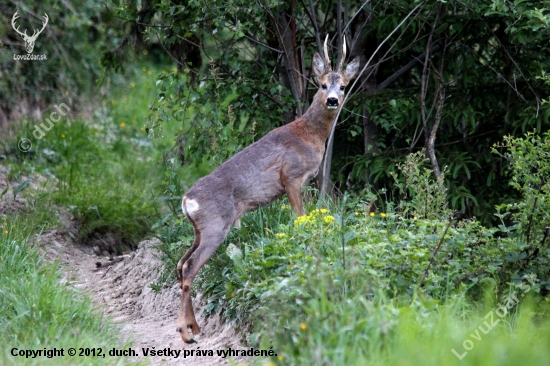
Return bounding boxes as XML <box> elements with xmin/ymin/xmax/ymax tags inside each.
<box><xmin>11</xmin><ymin>11</ymin><xmax>48</xmax><ymax>61</ymax></box>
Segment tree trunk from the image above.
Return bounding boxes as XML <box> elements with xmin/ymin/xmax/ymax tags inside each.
<box><xmin>269</xmin><ymin>1</ymin><xmax>303</xmax><ymax>123</ymax></box>
<box><xmin>362</xmin><ymin>106</ymin><xmax>379</xmax><ymax>182</ymax></box>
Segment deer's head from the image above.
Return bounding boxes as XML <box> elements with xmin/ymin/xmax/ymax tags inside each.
<box><xmin>11</xmin><ymin>11</ymin><xmax>49</xmax><ymax>54</ymax></box>
<box><xmin>312</xmin><ymin>35</ymin><xmax>360</xmax><ymax>111</ymax></box>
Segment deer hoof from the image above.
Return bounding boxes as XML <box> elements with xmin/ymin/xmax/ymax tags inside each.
<box><xmin>177</xmin><ymin>325</ymin><xmax>198</xmax><ymax>343</ymax></box>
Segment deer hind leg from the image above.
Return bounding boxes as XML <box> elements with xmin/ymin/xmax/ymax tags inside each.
<box><xmin>176</xmin><ymin>218</ymin><xmax>230</xmax><ymax>343</ymax></box>
<box><xmin>177</xmin><ymin>226</ymin><xmax>201</xmax><ymax>281</ymax></box>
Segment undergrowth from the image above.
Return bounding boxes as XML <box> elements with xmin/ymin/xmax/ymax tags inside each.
<box><xmin>1</xmin><ymin>64</ymin><xmax>165</xmax><ymax>253</ymax></box>
<box><xmin>154</xmin><ymin>143</ymin><xmax>550</xmax><ymax>365</ymax></box>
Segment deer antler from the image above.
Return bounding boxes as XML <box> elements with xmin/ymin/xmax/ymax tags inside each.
<box><xmin>31</xmin><ymin>13</ymin><xmax>48</xmax><ymax>39</ymax></box>
<box><xmin>11</xmin><ymin>11</ymin><xmax>28</xmax><ymax>38</ymax></box>
<box><xmin>323</xmin><ymin>34</ymin><xmax>332</xmax><ymax>71</ymax></box>
<box><xmin>337</xmin><ymin>35</ymin><xmax>347</xmax><ymax>71</ymax></box>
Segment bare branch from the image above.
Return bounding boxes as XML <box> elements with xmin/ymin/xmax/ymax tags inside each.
<box><xmin>374</xmin><ymin>44</ymin><xmax>441</xmax><ymax>92</ymax></box>
<box><xmin>301</xmin><ymin>0</ymin><xmax>323</xmax><ymax>56</ymax></box>
<box><xmin>420</xmin><ymin>5</ymin><xmax>443</xmax><ymax>179</ymax></box>
<box><xmin>243</xmin><ymin>32</ymin><xmax>283</xmax><ymax>53</ymax></box>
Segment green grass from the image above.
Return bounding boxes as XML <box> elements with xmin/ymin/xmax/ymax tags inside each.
<box><xmin>377</xmin><ymin>301</ymin><xmax>550</xmax><ymax>366</ymax></box>
<box><xmin>256</xmin><ymin>263</ymin><xmax>550</xmax><ymax>365</ymax></box>
<box><xmin>1</xmin><ymin>63</ymin><xmax>173</xmax><ymax>252</ymax></box>
<box><xmin>152</xmin><ymin>181</ymin><xmax>550</xmax><ymax>366</ymax></box>
<box><xmin>0</xmin><ymin>202</ymin><xmax>134</xmax><ymax>365</ymax></box>
<box><xmin>3</xmin><ymin>59</ymin><xmax>543</xmax><ymax>366</ymax></box>
<box><xmin>0</xmin><ymin>63</ymin><xmax>171</xmax><ymax>364</ymax></box>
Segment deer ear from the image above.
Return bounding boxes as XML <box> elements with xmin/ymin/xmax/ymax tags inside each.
<box><xmin>312</xmin><ymin>53</ymin><xmax>326</xmax><ymax>77</ymax></box>
<box><xmin>345</xmin><ymin>57</ymin><xmax>360</xmax><ymax>80</ymax></box>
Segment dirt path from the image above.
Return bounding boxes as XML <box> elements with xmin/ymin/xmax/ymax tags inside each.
<box><xmin>37</xmin><ymin>228</ymin><xmax>249</xmax><ymax>365</ymax></box>
<box><xmin>1</xmin><ymin>166</ymin><xmax>250</xmax><ymax>365</ymax></box>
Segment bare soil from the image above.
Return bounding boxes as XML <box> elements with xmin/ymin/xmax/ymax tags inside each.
<box><xmin>37</xmin><ymin>229</ymin><xmax>249</xmax><ymax>365</ymax></box>
<box><xmin>1</xmin><ymin>166</ymin><xmax>250</xmax><ymax>365</ymax></box>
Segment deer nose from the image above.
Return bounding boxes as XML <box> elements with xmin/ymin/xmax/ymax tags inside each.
<box><xmin>326</xmin><ymin>97</ymin><xmax>339</xmax><ymax>108</ymax></box>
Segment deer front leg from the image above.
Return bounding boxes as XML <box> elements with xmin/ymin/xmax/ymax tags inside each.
<box><xmin>285</xmin><ymin>180</ymin><xmax>305</xmax><ymax>217</ymax></box>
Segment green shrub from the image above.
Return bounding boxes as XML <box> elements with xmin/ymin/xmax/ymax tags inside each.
<box><xmin>494</xmin><ymin>131</ymin><xmax>550</xmax><ymax>244</ymax></box>
<box><xmin>390</xmin><ymin>150</ymin><xmax>451</xmax><ymax>219</ymax></box>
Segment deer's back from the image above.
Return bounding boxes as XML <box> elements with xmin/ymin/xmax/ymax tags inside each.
<box><xmin>184</xmin><ymin>121</ymin><xmax>322</xmax><ymax>220</ymax></box>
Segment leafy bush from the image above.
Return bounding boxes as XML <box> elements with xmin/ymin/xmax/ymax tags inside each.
<box><xmin>0</xmin><ymin>1</ymin><xmax>115</xmax><ymax>122</ymax></box>
<box><xmin>494</xmin><ymin>131</ymin><xmax>550</xmax><ymax>245</ymax></box>
<box><xmin>390</xmin><ymin>150</ymin><xmax>451</xmax><ymax>219</ymax></box>
<box><xmin>144</xmin><ymin>134</ymin><xmax>550</xmax><ymax>364</ymax></box>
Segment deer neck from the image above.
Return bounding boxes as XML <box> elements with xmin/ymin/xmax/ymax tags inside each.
<box><xmin>300</xmin><ymin>92</ymin><xmax>338</xmax><ymax>142</ymax></box>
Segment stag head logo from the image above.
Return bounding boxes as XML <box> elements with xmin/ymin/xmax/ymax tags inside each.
<box><xmin>11</xmin><ymin>11</ymin><xmax>48</xmax><ymax>54</ymax></box>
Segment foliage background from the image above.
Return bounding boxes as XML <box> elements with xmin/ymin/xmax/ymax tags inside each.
<box><xmin>2</xmin><ymin>0</ymin><xmax>550</xmax><ymax>365</ymax></box>
<box><xmin>99</xmin><ymin>0</ymin><xmax>550</xmax><ymax>225</ymax></box>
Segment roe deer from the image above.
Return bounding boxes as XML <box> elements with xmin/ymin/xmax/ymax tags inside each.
<box><xmin>176</xmin><ymin>36</ymin><xmax>360</xmax><ymax>343</ymax></box>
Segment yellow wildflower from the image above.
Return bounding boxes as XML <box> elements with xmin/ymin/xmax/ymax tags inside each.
<box><xmin>120</xmin><ymin>122</ymin><xmax>126</xmax><ymax>127</ymax></box>
<box><xmin>278</xmin><ymin>355</ymin><xmax>284</xmax><ymax>361</ymax></box>
<box><xmin>370</xmin><ymin>212</ymin><xmax>375</xmax><ymax>217</ymax></box>
<box><xmin>61</xmin><ymin>134</ymin><xmax>65</xmax><ymax>138</ymax></box>
<box><xmin>323</xmin><ymin>215</ymin><xmax>335</xmax><ymax>224</ymax></box>
<box><xmin>281</xmin><ymin>205</ymin><xmax>287</xmax><ymax>210</ymax></box>
<box><xmin>294</xmin><ymin>215</ymin><xmax>309</xmax><ymax>224</ymax></box>
<box><xmin>300</xmin><ymin>323</ymin><xmax>307</xmax><ymax>330</ymax></box>
<box><xmin>131</xmin><ymin>82</ymin><xmax>136</xmax><ymax>88</ymax></box>
<box><xmin>381</xmin><ymin>213</ymin><xmax>387</xmax><ymax>217</ymax></box>
<box><xmin>312</xmin><ymin>208</ymin><xmax>329</xmax><ymax>215</ymax></box>
<box><xmin>413</xmin><ymin>216</ymin><xmax>417</xmax><ymax>220</ymax></box>
<box><xmin>355</xmin><ymin>212</ymin><xmax>359</xmax><ymax>216</ymax></box>
<box><xmin>4</xmin><ymin>230</ymin><xmax>8</xmax><ymax>234</ymax></box>
<box><xmin>275</xmin><ymin>233</ymin><xmax>287</xmax><ymax>239</ymax></box>
<box><xmin>147</xmin><ymin>70</ymin><xmax>152</xmax><ymax>75</ymax></box>
<box><xmin>142</xmin><ymin>66</ymin><xmax>147</xmax><ymax>72</ymax></box>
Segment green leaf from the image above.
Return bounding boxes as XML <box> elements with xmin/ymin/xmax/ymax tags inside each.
<box><xmin>0</xmin><ymin>183</ymin><xmax>8</xmax><ymax>199</ymax></box>
<box><xmin>13</xmin><ymin>179</ymin><xmax>32</xmax><ymax>199</ymax></box>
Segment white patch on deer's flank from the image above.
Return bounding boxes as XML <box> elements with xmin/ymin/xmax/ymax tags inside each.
<box><xmin>183</xmin><ymin>198</ymin><xmax>200</xmax><ymax>215</ymax></box>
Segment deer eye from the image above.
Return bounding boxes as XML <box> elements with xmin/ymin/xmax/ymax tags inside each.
<box><xmin>322</xmin><ymin>84</ymin><xmax>327</xmax><ymax>90</ymax></box>
<box><xmin>340</xmin><ymin>85</ymin><xmax>345</xmax><ymax>91</ymax></box>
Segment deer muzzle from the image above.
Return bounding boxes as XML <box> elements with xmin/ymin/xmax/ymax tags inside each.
<box><xmin>326</xmin><ymin>97</ymin><xmax>339</xmax><ymax>109</ymax></box>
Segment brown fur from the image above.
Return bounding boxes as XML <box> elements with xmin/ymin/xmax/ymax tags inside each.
<box><xmin>175</xmin><ymin>47</ymin><xmax>360</xmax><ymax>343</ymax></box>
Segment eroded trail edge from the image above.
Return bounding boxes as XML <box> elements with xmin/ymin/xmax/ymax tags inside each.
<box><xmin>38</xmin><ymin>231</ymin><xmax>248</xmax><ymax>365</ymax></box>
